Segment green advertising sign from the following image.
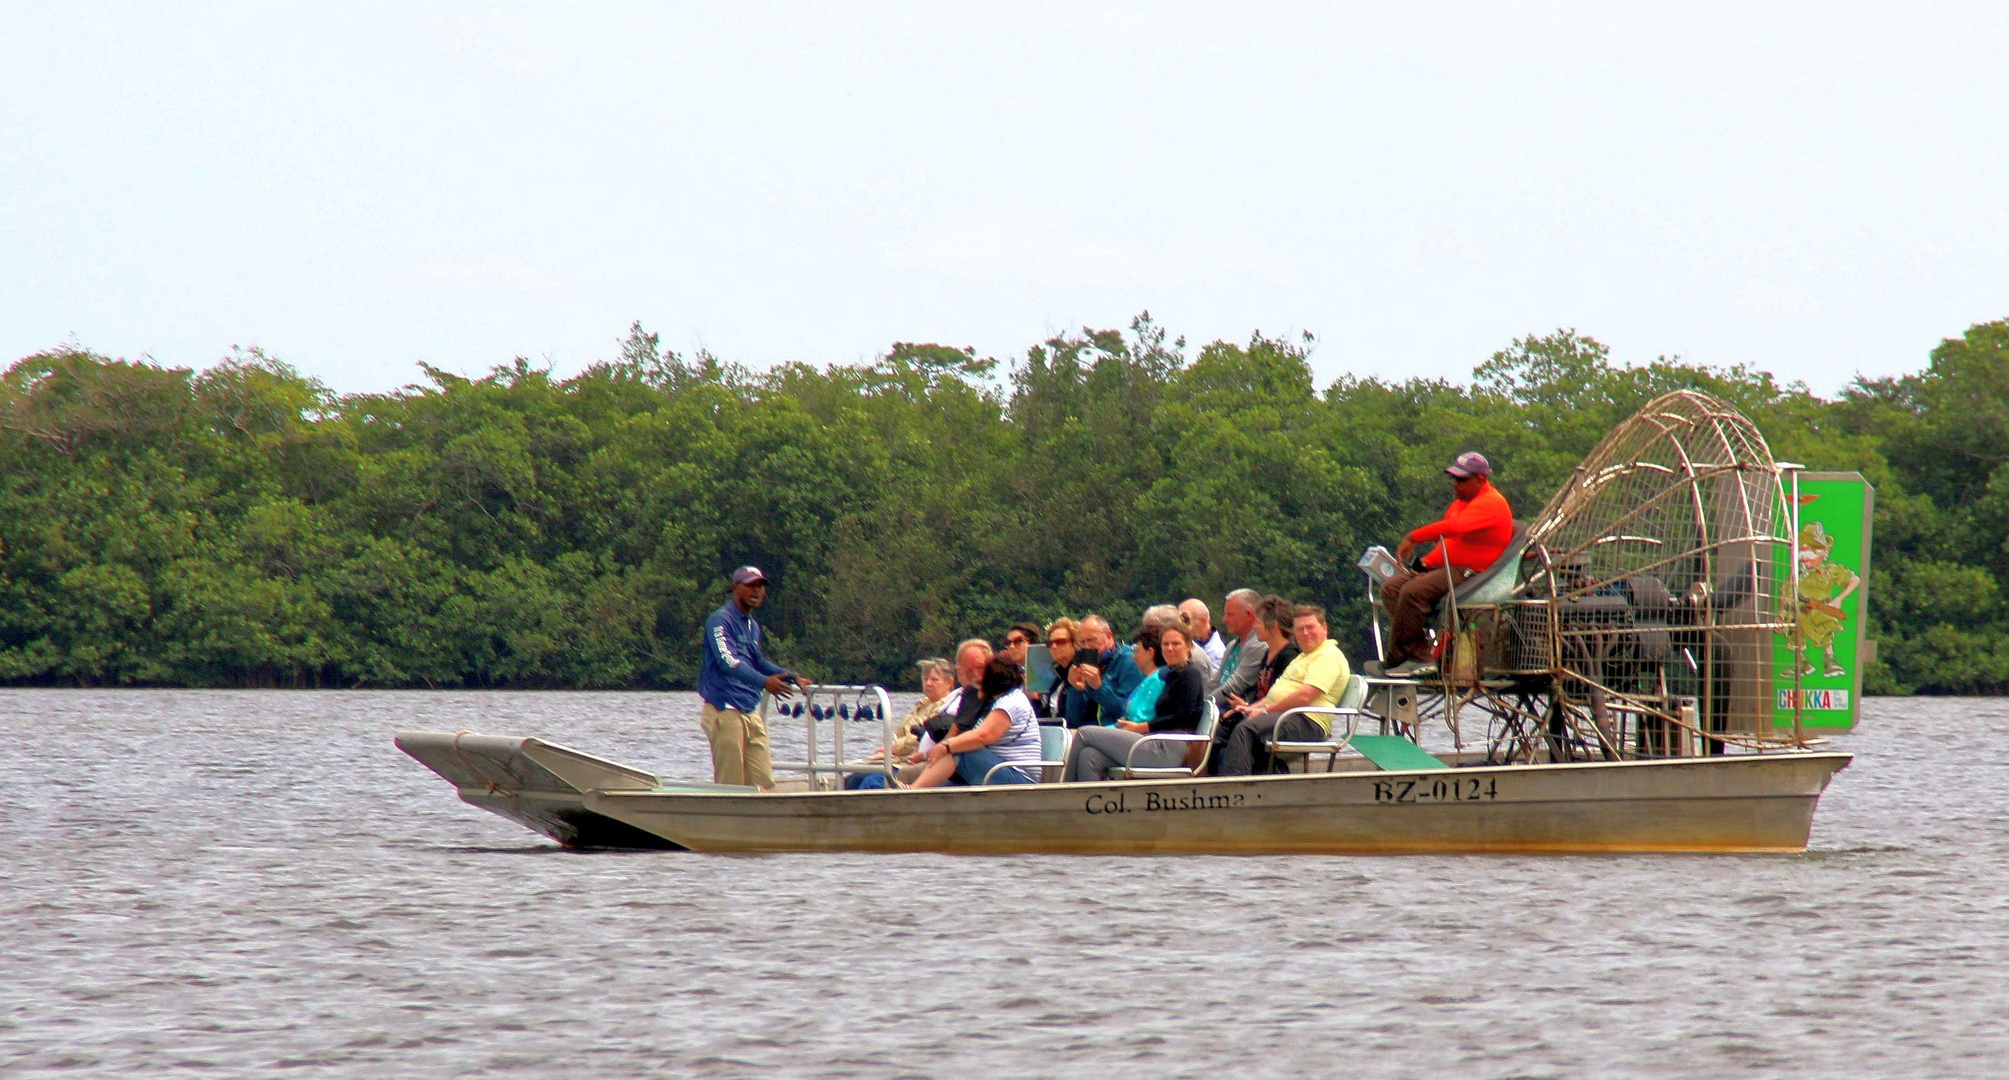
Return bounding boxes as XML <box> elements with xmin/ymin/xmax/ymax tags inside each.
<box><xmin>1773</xmin><ymin>472</ymin><xmax>1874</xmax><ymax>730</ymax></box>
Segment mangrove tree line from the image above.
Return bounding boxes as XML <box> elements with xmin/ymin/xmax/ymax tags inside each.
<box><xmin>2</xmin><ymin>315</ymin><xmax>2005</xmax><ymax>694</ymax></box>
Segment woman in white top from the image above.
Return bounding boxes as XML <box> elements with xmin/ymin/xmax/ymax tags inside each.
<box><xmin>910</xmin><ymin>655</ymin><xmax>1044</xmax><ymax>787</ymax></box>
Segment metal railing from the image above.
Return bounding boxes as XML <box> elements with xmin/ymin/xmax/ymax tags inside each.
<box><xmin>760</xmin><ymin>683</ymin><xmax>898</xmax><ymax>790</ymax></box>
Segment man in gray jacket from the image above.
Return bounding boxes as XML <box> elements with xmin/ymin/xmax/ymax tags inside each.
<box><xmin>1213</xmin><ymin>588</ymin><xmax>1268</xmax><ymax>710</ymax></box>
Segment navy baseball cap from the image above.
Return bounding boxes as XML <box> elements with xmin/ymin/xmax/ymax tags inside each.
<box><xmin>1445</xmin><ymin>451</ymin><xmax>1491</xmax><ymax>478</ymax></box>
<box><xmin>731</xmin><ymin>565</ymin><xmax>769</xmax><ymax>585</ymax></box>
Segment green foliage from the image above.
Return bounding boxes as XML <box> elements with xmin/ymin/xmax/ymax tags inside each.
<box><xmin>3</xmin><ymin>318</ymin><xmax>2008</xmax><ymax>694</ymax></box>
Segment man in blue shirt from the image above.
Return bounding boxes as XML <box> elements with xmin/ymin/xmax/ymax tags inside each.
<box><xmin>1069</xmin><ymin>614</ymin><xmax>1144</xmax><ymax>725</ymax></box>
<box><xmin>698</xmin><ymin>566</ymin><xmax>810</xmax><ymax>788</ymax></box>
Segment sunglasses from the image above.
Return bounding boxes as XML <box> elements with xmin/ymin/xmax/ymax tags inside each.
<box><xmin>1047</xmin><ymin>637</ymin><xmax>1072</xmax><ymax>647</ymax></box>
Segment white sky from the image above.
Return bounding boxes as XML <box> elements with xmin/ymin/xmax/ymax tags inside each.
<box><xmin>4</xmin><ymin>3</ymin><xmax>2005</xmax><ymax>395</ymax></box>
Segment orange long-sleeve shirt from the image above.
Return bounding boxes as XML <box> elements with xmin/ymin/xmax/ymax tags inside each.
<box><xmin>1408</xmin><ymin>480</ymin><xmax>1514</xmax><ymax>572</ymax></box>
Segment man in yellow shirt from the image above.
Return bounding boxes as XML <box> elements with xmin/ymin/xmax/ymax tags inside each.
<box><xmin>1216</xmin><ymin>604</ymin><xmax>1351</xmax><ymax>775</ymax></box>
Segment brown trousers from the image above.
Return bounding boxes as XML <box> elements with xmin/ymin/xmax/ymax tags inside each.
<box><xmin>1381</xmin><ymin>566</ymin><xmax>1476</xmax><ymax>663</ymax></box>
<box><xmin>700</xmin><ymin>701</ymin><xmax>773</xmax><ymax>789</ymax></box>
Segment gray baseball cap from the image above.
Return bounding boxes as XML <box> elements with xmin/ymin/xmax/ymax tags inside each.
<box><xmin>1445</xmin><ymin>451</ymin><xmax>1491</xmax><ymax>478</ymax></box>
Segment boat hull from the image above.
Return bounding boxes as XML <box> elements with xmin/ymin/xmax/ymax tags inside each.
<box><xmin>395</xmin><ymin>730</ymin><xmax>689</xmax><ymax>850</ymax></box>
<box><xmin>396</xmin><ymin>730</ymin><xmax>1849</xmax><ymax>855</ymax></box>
<box><xmin>586</xmin><ymin>752</ymin><xmax>1852</xmax><ymax>855</ymax></box>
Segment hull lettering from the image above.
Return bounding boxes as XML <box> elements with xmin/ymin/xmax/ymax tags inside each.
<box><xmin>1372</xmin><ymin>776</ymin><xmax>1499</xmax><ymax>804</ymax></box>
<box><xmin>1084</xmin><ymin>789</ymin><xmax>1250</xmax><ymax>815</ymax></box>
<box><xmin>1084</xmin><ymin>791</ymin><xmax>1130</xmax><ymax>815</ymax></box>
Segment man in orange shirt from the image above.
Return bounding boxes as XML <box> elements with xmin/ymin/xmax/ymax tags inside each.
<box><xmin>1380</xmin><ymin>452</ymin><xmax>1513</xmax><ymax>676</ymax></box>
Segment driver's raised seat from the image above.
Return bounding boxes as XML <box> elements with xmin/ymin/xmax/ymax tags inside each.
<box><xmin>1432</xmin><ymin>519</ymin><xmax>1533</xmax><ymax>615</ymax></box>
<box><xmin>1363</xmin><ymin>521</ymin><xmax>1534</xmax><ymax>671</ymax></box>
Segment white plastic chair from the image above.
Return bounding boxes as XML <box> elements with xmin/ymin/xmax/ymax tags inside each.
<box><xmin>1266</xmin><ymin>674</ymin><xmax>1372</xmax><ymax>771</ymax></box>
<box><xmin>1109</xmin><ymin>702</ymin><xmax>1220</xmax><ymax>780</ymax></box>
<box><xmin>982</xmin><ymin>723</ymin><xmax>1072</xmax><ymax>784</ymax></box>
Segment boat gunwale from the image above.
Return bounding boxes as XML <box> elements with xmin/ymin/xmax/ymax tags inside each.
<box><xmin>596</xmin><ymin>749</ymin><xmax>1853</xmax><ymax>801</ymax></box>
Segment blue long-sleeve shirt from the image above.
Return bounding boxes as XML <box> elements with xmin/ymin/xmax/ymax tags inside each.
<box><xmin>1049</xmin><ymin>670</ymin><xmax>1103</xmax><ymax>728</ymax></box>
<box><xmin>1083</xmin><ymin>646</ymin><xmax>1145</xmax><ymax>725</ymax></box>
<box><xmin>697</xmin><ymin>602</ymin><xmax>792</xmax><ymax>712</ymax></box>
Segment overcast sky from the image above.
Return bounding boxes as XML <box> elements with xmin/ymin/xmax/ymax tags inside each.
<box><xmin>4</xmin><ymin>3</ymin><xmax>2005</xmax><ymax>395</ymax></box>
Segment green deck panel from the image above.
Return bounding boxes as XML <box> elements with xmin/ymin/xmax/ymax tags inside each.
<box><xmin>1347</xmin><ymin>735</ymin><xmax>1450</xmax><ymax>771</ymax></box>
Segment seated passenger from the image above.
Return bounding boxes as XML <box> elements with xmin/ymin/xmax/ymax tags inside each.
<box><xmin>893</xmin><ymin>640</ymin><xmax>993</xmax><ymax>785</ymax></box>
<box><xmin>910</xmin><ymin>655</ymin><xmax>1045</xmax><ymax>787</ymax></box>
<box><xmin>1145</xmin><ymin>602</ymin><xmax>1217</xmax><ymax>693</ymax></box>
<box><xmin>1215</xmin><ymin>605</ymin><xmax>1351</xmax><ymax>775</ymax></box>
<box><xmin>1122</xmin><ymin>624</ymin><xmax>1169</xmax><ymax>724</ymax></box>
<box><xmin>1003</xmin><ymin>622</ymin><xmax>1042</xmax><ymax>663</ymax></box>
<box><xmin>1036</xmin><ymin>614</ymin><xmax>1100</xmax><ymax>722</ymax></box>
<box><xmin>1380</xmin><ymin>451</ymin><xmax>1513</xmax><ymax>676</ymax></box>
<box><xmin>1062</xmin><ymin>625</ymin><xmax>1207</xmax><ymax>782</ymax></box>
<box><xmin>1180</xmin><ymin>598</ymin><xmax>1229</xmax><ymax>675</ymax></box>
<box><xmin>918</xmin><ymin>639</ymin><xmax>995</xmax><ymax>748</ymax></box>
<box><xmin>1211</xmin><ymin>589</ymin><xmax>1269</xmax><ymax>711</ymax></box>
<box><xmin>862</xmin><ymin>657</ymin><xmax>953</xmax><ymax>769</ymax></box>
<box><xmin>1071</xmin><ymin>614</ymin><xmax>1145</xmax><ymax>725</ymax></box>
<box><xmin>1209</xmin><ymin>594</ymin><xmax>1298</xmax><ymax>768</ymax></box>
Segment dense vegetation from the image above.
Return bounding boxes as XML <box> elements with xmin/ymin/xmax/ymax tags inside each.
<box><xmin>3</xmin><ymin>316</ymin><xmax>2005</xmax><ymax>694</ymax></box>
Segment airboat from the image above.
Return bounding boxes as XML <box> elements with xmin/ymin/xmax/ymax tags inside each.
<box><xmin>399</xmin><ymin>390</ymin><xmax>1850</xmax><ymax>854</ymax></box>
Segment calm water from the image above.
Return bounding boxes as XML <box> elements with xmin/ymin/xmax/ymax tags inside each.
<box><xmin>3</xmin><ymin>691</ymin><xmax>2004</xmax><ymax>1078</ymax></box>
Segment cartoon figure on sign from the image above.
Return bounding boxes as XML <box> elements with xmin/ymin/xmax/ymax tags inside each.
<box><xmin>1781</xmin><ymin>522</ymin><xmax>1859</xmax><ymax>678</ymax></box>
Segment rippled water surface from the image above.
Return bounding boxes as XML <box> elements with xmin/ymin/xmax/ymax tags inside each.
<box><xmin>4</xmin><ymin>691</ymin><xmax>2005</xmax><ymax>1077</ymax></box>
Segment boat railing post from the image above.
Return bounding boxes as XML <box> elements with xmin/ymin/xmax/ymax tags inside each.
<box><xmin>831</xmin><ymin>687</ymin><xmax>844</xmax><ymax>782</ymax></box>
<box><xmin>871</xmin><ymin>685</ymin><xmax>897</xmax><ymax>782</ymax></box>
<box><xmin>805</xmin><ymin>688</ymin><xmax>819</xmax><ymax>787</ymax></box>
